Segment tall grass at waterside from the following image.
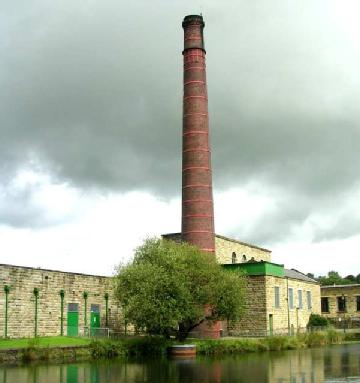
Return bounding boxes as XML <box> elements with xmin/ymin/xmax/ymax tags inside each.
<box><xmin>194</xmin><ymin>330</ymin><xmax>346</xmax><ymax>355</ymax></box>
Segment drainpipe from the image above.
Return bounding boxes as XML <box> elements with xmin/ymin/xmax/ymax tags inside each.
<box><xmin>60</xmin><ymin>290</ymin><xmax>65</xmax><ymax>336</ymax></box>
<box><xmin>286</xmin><ymin>278</ymin><xmax>290</xmax><ymax>335</ymax></box>
<box><xmin>83</xmin><ymin>291</ymin><xmax>88</xmax><ymax>333</ymax></box>
<box><xmin>33</xmin><ymin>288</ymin><xmax>39</xmax><ymax>337</ymax></box>
<box><xmin>4</xmin><ymin>285</ymin><xmax>10</xmax><ymax>338</ymax></box>
<box><xmin>104</xmin><ymin>293</ymin><xmax>109</xmax><ymax>327</ymax></box>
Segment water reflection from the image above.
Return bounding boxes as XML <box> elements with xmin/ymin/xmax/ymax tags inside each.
<box><xmin>0</xmin><ymin>344</ymin><xmax>359</xmax><ymax>383</ymax></box>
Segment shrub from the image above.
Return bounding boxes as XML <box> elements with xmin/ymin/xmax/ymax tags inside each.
<box><xmin>123</xmin><ymin>336</ymin><xmax>171</xmax><ymax>357</ymax></box>
<box><xmin>307</xmin><ymin>314</ymin><xmax>329</xmax><ymax>328</ymax></box>
<box><xmin>304</xmin><ymin>332</ymin><xmax>327</xmax><ymax>347</ymax></box>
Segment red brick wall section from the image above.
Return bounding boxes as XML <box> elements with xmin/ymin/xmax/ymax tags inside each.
<box><xmin>181</xmin><ymin>15</ymin><xmax>215</xmax><ymax>254</ymax></box>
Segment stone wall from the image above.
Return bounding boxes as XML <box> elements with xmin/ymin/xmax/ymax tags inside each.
<box><xmin>226</xmin><ymin>276</ymin><xmax>267</xmax><ymax>336</ymax></box>
<box><xmin>215</xmin><ymin>235</ymin><xmax>271</xmax><ymax>264</ymax></box>
<box><xmin>265</xmin><ymin>276</ymin><xmax>321</xmax><ymax>335</ymax></box>
<box><xmin>321</xmin><ymin>284</ymin><xmax>360</xmax><ymax>325</ymax></box>
<box><xmin>0</xmin><ymin>264</ymin><xmax>122</xmax><ymax>338</ymax></box>
<box><xmin>162</xmin><ymin>233</ymin><xmax>272</xmax><ymax>264</ymax></box>
<box><xmin>227</xmin><ymin>275</ymin><xmax>320</xmax><ymax>336</ymax></box>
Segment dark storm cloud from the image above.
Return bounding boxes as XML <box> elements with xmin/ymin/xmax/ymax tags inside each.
<box><xmin>1</xmin><ymin>0</ymin><xmax>360</xmax><ymax>242</ymax></box>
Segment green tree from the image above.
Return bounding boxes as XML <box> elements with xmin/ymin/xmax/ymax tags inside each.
<box><xmin>318</xmin><ymin>271</ymin><xmax>352</xmax><ymax>286</ymax></box>
<box><xmin>115</xmin><ymin>238</ymin><xmax>246</xmax><ymax>341</ymax></box>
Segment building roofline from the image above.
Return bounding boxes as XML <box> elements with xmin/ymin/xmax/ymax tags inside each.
<box><xmin>162</xmin><ymin>232</ymin><xmax>272</xmax><ymax>253</ymax></box>
<box><xmin>215</xmin><ymin>234</ymin><xmax>272</xmax><ymax>253</ymax></box>
<box><xmin>284</xmin><ymin>268</ymin><xmax>319</xmax><ymax>284</ymax></box>
<box><xmin>321</xmin><ymin>284</ymin><xmax>360</xmax><ymax>289</ymax></box>
<box><xmin>0</xmin><ymin>263</ymin><xmax>111</xmax><ymax>279</ymax></box>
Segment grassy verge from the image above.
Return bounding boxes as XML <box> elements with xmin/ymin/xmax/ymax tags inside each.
<box><xmin>0</xmin><ymin>336</ymin><xmax>91</xmax><ymax>350</ymax></box>
<box><xmin>193</xmin><ymin>329</ymin><xmax>348</xmax><ymax>355</ymax></box>
<box><xmin>0</xmin><ymin>330</ymin><xmax>357</xmax><ymax>363</ymax></box>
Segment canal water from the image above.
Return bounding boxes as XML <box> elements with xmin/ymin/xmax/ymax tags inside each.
<box><xmin>0</xmin><ymin>343</ymin><xmax>359</xmax><ymax>383</ymax></box>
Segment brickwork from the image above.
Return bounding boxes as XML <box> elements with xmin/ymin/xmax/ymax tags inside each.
<box><xmin>321</xmin><ymin>285</ymin><xmax>360</xmax><ymax>326</ymax></box>
<box><xmin>0</xmin><ymin>264</ymin><xmax>122</xmax><ymax>338</ymax></box>
<box><xmin>181</xmin><ymin>15</ymin><xmax>215</xmax><ymax>254</ymax></box>
<box><xmin>215</xmin><ymin>235</ymin><xmax>271</xmax><ymax>264</ymax></box>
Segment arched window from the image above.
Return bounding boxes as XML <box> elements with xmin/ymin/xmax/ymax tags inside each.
<box><xmin>231</xmin><ymin>252</ymin><xmax>237</xmax><ymax>264</ymax></box>
<box><xmin>242</xmin><ymin>254</ymin><xmax>247</xmax><ymax>262</ymax></box>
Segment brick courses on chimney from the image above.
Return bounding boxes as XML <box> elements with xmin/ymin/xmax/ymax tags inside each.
<box><xmin>181</xmin><ymin>15</ymin><xmax>215</xmax><ymax>254</ymax></box>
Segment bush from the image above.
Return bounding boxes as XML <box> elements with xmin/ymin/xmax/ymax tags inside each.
<box><xmin>307</xmin><ymin>314</ymin><xmax>329</xmax><ymax>328</ymax></box>
<box><xmin>90</xmin><ymin>340</ymin><xmax>125</xmax><ymax>359</ymax></box>
<box><xmin>123</xmin><ymin>336</ymin><xmax>171</xmax><ymax>357</ymax></box>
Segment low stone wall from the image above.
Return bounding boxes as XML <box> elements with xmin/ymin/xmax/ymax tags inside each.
<box><xmin>0</xmin><ymin>345</ymin><xmax>92</xmax><ymax>364</ymax></box>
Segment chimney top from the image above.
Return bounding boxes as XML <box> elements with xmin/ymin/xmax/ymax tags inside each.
<box><xmin>182</xmin><ymin>15</ymin><xmax>205</xmax><ymax>28</ymax></box>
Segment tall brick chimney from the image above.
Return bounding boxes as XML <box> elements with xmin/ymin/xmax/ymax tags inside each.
<box><xmin>181</xmin><ymin>15</ymin><xmax>215</xmax><ymax>254</ymax></box>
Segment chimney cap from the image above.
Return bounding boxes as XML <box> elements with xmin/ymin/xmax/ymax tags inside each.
<box><xmin>182</xmin><ymin>15</ymin><xmax>205</xmax><ymax>28</ymax></box>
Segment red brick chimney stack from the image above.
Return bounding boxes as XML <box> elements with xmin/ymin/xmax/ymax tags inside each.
<box><xmin>181</xmin><ymin>15</ymin><xmax>215</xmax><ymax>254</ymax></box>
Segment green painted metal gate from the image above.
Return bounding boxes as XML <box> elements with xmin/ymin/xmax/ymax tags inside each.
<box><xmin>67</xmin><ymin>303</ymin><xmax>79</xmax><ymax>337</ymax></box>
<box><xmin>90</xmin><ymin>304</ymin><xmax>100</xmax><ymax>336</ymax></box>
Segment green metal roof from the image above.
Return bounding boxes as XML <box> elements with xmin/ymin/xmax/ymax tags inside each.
<box><xmin>223</xmin><ymin>261</ymin><xmax>284</xmax><ymax>278</ymax></box>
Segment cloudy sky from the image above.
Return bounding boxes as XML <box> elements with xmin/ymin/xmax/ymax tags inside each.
<box><xmin>1</xmin><ymin>0</ymin><xmax>360</xmax><ymax>277</ymax></box>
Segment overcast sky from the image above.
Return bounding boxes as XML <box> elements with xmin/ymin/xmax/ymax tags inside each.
<box><xmin>1</xmin><ymin>0</ymin><xmax>360</xmax><ymax>277</ymax></box>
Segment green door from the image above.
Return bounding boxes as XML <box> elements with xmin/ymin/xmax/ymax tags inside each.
<box><xmin>67</xmin><ymin>303</ymin><xmax>79</xmax><ymax>337</ymax></box>
<box><xmin>90</xmin><ymin>304</ymin><xmax>100</xmax><ymax>336</ymax></box>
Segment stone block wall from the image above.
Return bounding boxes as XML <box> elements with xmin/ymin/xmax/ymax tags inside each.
<box><xmin>226</xmin><ymin>276</ymin><xmax>268</xmax><ymax>336</ymax></box>
<box><xmin>0</xmin><ymin>264</ymin><xmax>122</xmax><ymax>338</ymax></box>
<box><xmin>265</xmin><ymin>276</ymin><xmax>321</xmax><ymax>335</ymax></box>
<box><xmin>226</xmin><ymin>275</ymin><xmax>320</xmax><ymax>336</ymax></box>
<box><xmin>321</xmin><ymin>284</ymin><xmax>360</xmax><ymax>324</ymax></box>
<box><xmin>215</xmin><ymin>235</ymin><xmax>271</xmax><ymax>264</ymax></box>
<box><xmin>162</xmin><ymin>233</ymin><xmax>272</xmax><ymax>264</ymax></box>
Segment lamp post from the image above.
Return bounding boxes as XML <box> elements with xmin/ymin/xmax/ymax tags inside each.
<box><xmin>4</xmin><ymin>285</ymin><xmax>10</xmax><ymax>338</ymax></box>
<box><xmin>59</xmin><ymin>290</ymin><xmax>65</xmax><ymax>336</ymax></box>
<box><xmin>33</xmin><ymin>288</ymin><xmax>39</xmax><ymax>337</ymax></box>
<box><xmin>342</xmin><ymin>294</ymin><xmax>346</xmax><ymax>333</ymax></box>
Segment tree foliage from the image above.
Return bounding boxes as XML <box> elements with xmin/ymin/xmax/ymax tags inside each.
<box><xmin>115</xmin><ymin>238</ymin><xmax>246</xmax><ymax>340</ymax></box>
<box><xmin>317</xmin><ymin>271</ymin><xmax>360</xmax><ymax>286</ymax></box>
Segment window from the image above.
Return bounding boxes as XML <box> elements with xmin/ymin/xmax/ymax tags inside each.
<box><xmin>321</xmin><ymin>297</ymin><xmax>329</xmax><ymax>313</ymax></box>
<box><xmin>68</xmin><ymin>303</ymin><xmax>79</xmax><ymax>312</ymax></box>
<box><xmin>337</xmin><ymin>296</ymin><xmax>346</xmax><ymax>312</ymax></box>
<box><xmin>274</xmin><ymin>286</ymin><xmax>280</xmax><ymax>308</ymax></box>
<box><xmin>288</xmin><ymin>288</ymin><xmax>294</xmax><ymax>309</ymax></box>
<box><xmin>91</xmin><ymin>304</ymin><xmax>100</xmax><ymax>313</ymax></box>
<box><xmin>231</xmin><ymin>252</ymin><xmax>237</xmax><ymax>264</ymax></box>
<box><xmin>357</xmin><ymin>296</ymin><xmax>360</xmax><ymax>312</ymax></box>
<box><xmin>298</xmin><ymin>290</ymin><xmax>303</xmax><ymax>309</ymax></box>
<box><xmin>307</xmin><ymin>291</ymin><xmax>312</xmax><ymax>309</ymax></box>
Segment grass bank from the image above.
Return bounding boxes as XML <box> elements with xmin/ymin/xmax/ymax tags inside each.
<box><xmin>0</xmin><ymin>336</ymin><xmax>90</xmax><ymax>350</ymax></box>
<box><xmin>193</xmin><ymin>330</ymin><xmax>359</xmax><ymax>355</ymax></box>
<box><xmin>0</xmin><ymin>330</ymin><xmax>357</xmax><ymax>364</ymax></box>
